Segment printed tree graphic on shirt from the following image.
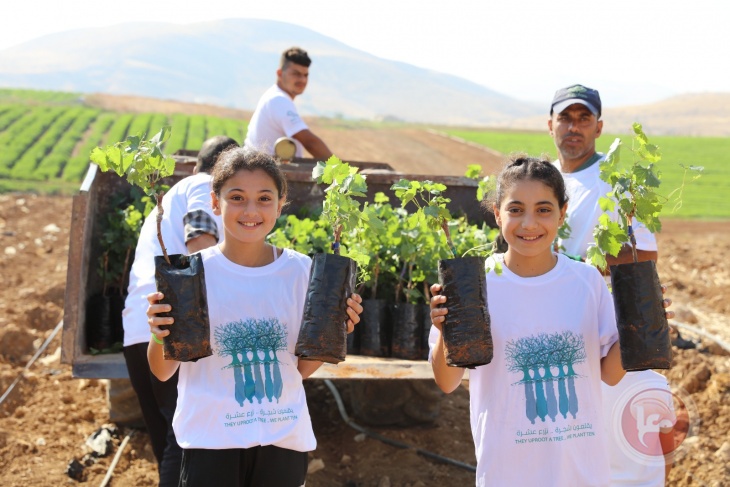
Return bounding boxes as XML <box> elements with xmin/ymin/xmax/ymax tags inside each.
<box><xmin>505</xmin><ymin>331</ymin><xmax>586</xmax><ymax>424</ymax></box>
<box><xmin>214</xmin><ymin>318</ymin><xmax>288</xmax><ymax>406</ymax></box>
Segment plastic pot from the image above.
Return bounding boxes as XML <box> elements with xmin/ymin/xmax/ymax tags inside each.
<box><xmin>437</xmin><ymin>256</ymin><xmax>492</xmax><ymax>368</ymax></box>
<box><xmin>421</xmin><ymin>304</ymin><xmax>432</xmax><ymax>360</ymax></box>
<box><xmin>359</xmin><ymin>299</ymin><xmax>389</xmax><ymax>357</ymax></box>
<box><xmin>347</xmin><ymin>317</ymin><xmax>360</xmax><ymax>355</ymax></box>
<box><xmin>154</xmin><ymin>253</ymin><xmax>212</xmax><ymax>362</ymax></box>
<box><xmin>390</xmin><ymin>303</ymin><xmax>422</xmax><ymax>360</ymax></box>
<box><xmin>295</xmin><ymin>253</ymin><xmax>357</xmax><ymax>364</ymax></box>
<box><xmin>86</xmin><ymin>293</ymin><xmax>124</xmax><ymax>351</ymax></box>
<box><xmin>610</xmin><ymin>260</ymin><xmax>672</xmax><ymax>370</ymax></box>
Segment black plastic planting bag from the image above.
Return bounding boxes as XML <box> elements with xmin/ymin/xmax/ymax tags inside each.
<box><xmin>295</xmin><ymin>253</ymin><xmax>357</xmax><ymax>364</ymax></box>
<box><xmin>347</xmin><ymin>318</ymin><xmax>360</xmax><ymax>355</ymax></box>
<box><xmin>154</xmin><ymin>253</ymin><xmax>212</xmax><ymax>362</ymax></box>
<box><xmin>438</xmin><ymin>256</ymin><xmax>493</xmax><ymax>368</ymax></box>
<box><xmin>390</xmin><ymin>303</ymin><xmax>422</xmax><ymax>360</ymax></box>
<box><xmin>610</xmin><ymin>260</ymin><xmax>672</xmax><ymax>370</ymax></box>
<box><xmin>421</xmin><ymin>304</ymin><xmax>432</xmax><ymax>360</ymax></box>
<box><xmin>359</xmin><ymin>299</ymin><xmax>389</xmax><ymax>357</ymax></box>
<box><xmin>86</xmin><ymin>293</ymin><xmax>124</xmax><ymax>351</ymax></box>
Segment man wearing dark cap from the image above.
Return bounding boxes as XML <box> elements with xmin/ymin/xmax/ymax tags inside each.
<box><xmin>548</xmin><ymin>84</ymin><xmax>657</xmax><ymax>265</ymax></box>
<box><xmin>122</xmin><ymin>135</ymin><xmax>238</xmax><ymax>486</ymax></box>
<box><xmin>244</xmin><ymin>46</ymin><xmax>333</xmax><ymax>160</ymax></box>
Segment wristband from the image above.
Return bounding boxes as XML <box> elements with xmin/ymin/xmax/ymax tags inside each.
<box><xmin>151</xmin><ymin>333</ymin><xmax>164</xmax><ymax>345</ymax></box>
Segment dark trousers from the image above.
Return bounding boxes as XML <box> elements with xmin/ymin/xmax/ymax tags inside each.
<box><xmin>124</xmin><ymin>342</ymin><xmax>183</xmax><ymax>487</ymax></box>
<box><xmin>179</xmin><ymin>445</ymin><xmax>308</xmax><ymax>487</ymax></box>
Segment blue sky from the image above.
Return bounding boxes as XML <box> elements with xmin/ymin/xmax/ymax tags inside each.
<box><xmin>1</xmin><ymin>0</ymin><xmax>728</xmax><ymax>107</ymax></box>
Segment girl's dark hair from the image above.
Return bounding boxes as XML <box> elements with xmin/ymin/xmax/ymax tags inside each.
<box><xmin>483</xmin><ymin>153</ymin><xmax>568</xmax><ymax>212</ymax></box>
<box><xmin>211</xmin><ymin>147</ymin><xmax>288</xmax><ymax>200</ymax></box>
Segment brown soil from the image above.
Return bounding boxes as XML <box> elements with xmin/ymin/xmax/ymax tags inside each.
<box><xmin>0</xmin><ymin>129</ymin><xmax>728</xmax><ymax>486</ymax></box>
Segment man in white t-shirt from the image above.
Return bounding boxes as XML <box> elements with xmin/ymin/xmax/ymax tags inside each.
<box><xmin>122</xmin><ymin>135</ymin><xmax>237</xmax><ymax>487</ymax></box>
<box><xmin>244</xmin><ymin>46</ymin><xmax>333</xmax><ymax>160</ymax></box>
<box><xmin>548</xmin><ymin>84</ymin><xmax>657</xmax><ymax>263</ymax></box>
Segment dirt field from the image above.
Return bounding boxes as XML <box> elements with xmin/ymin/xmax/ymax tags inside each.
<box><xmin>1</xmin><ymin>127</ymin><xmax>729</xmax><ymax>486</ymax></box>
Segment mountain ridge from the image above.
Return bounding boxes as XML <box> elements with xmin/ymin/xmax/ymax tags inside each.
<box><xmin>0</xmin><ymin>19</ymin><xmax>540</xmax><ymax>126</ymax></box>
<box><xmin>1</xmin><ymin>19</ymin><xmax>728</xmax><ymax>135</ymax></box>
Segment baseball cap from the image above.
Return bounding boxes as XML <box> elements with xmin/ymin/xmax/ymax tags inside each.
<box><xmin>550</xmin><ymin>84</ymin><xmax>602</xmax><ymax>118</ymax></box>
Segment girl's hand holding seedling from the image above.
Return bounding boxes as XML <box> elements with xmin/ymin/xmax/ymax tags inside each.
<box><xmin>146</xmin><ymin>291</ymin><xmax>173</xmax><ymax>340</ymax></box>
<box><xmin>345</xmin><ymin>293</ymin><xmax>364</xmax><ymax>333</ymax></box>
<box><xmin>428</xmin><ymin>282</ymin><xmax>465</xmax><ymax>393</ymax></box>
<box><xmin>146</xmin><ymin>291</ymin><xmax>181</xmax><ymax>381</ymax></box>
<box><xmin>428</xmin><ymin>283</ymin><xmax>448</xmax><ymax>332</ymax></box>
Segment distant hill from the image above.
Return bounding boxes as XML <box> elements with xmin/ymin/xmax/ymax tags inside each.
<box><xmin>0</xmin><ymin>19</ymin><xmax>541</xmax><ymax>126</ymax></box>
<box><xmin>502</xmin><ymin>93</ymin><xmax>730</xmax><ymax>137</ymax></box>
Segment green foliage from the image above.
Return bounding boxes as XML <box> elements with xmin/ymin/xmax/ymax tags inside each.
<box><xmin>186</xmin><ymin>115</ymin><xmax>207</xmax><ymax>150</ymax></box>
<box><xmin>465</xmin><ymin>164</ymin><xmax>496</xmax><ymax>203</ymax></box>
<box><xmin>10</xmin><ymin>107</ymin><xmax>83</xmax><ymax>180</ymax></box>
<box><xmin>91</xmin><ymin>126</ymin><xmax>176</xmax><ymax>262</ymax></box>
<box><xmin>391</xmin><ymin>178</ymin><xmax>455</xmax><ymax>256</ymax></box>
<box><xmin>34</xmin><ymin>108</ymin><xmax>100</xmax><ymax>180</ymax></box>
<box><xmin>0</xmin><ymin>88</ymin><xmax>81</xmax><ymax>105</ymax></box>
<box><xmin>0</xmin><ymin>91</ymin><xmax>247</xmax><ymax>189</ymax></box>
<box><xmin>445</xmin><ymin>127</ymin><xmax>726</xmax><ymax>219</ymax></box>
<box><xmin>268</xmin><ymin>214</ymin><xmax>332</xmax><ymax>256</ymax></box>
<box><xmin>0</xmin><ymin>106</ymin><xmax>29</xmax><ymax>132</ymax></box>
<box><xmin>445</xmin><ymin>129</ymin><xmax>554</xmax><ymax>159</ymax></box>
<box><xmin>0</xmin><ymin>107</ymin><xmax>66</xmax><ymax>177</ymax></box>
<box><xmin>588</xmin><ymin>123</ymin><xmax>703</xmax><ymax>269</ymax></box>
<box><xmin>97</xmin><ymin>190</ymin><xmax>155</xmax><ymax>294</ymax></box>
<box><xmin>90</xmin><ymin>126</ymin><xmax>175</xmax><ymax>197</ymax></box>
<box><xmin>62</xmin><ymin>113</ymin><xmax>116</xmax><ymax>181</ymax></box>
<box><xmin>126</xmin><ymin>113</ymin><xmax>154</xmax><ymax>141</ymax></box>
<box><xmin>104</xmin><ymin>113</ymin><xmax>134</xmax><ymax>146</ymax></box>
<box><xmin>313</xmin><ymin>156</ymin><xmax>385</xmax><ymax>262</ymax></box>
<box><xmin>267</xmin><ymin>199</ymin><xmax>500</xmax><ymax>304</ymax></box>
<box><xmin>164</xmin><ymin>115</ymin><xmax>189</xmax><ymax>154</ymax></box>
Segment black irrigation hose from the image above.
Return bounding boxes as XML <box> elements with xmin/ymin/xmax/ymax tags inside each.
<box><xmin>0</xmin><ymin>320</ymin><xmax>63</xmax><ymax>407</ymax></box>
<box><xmin>672</xmin><ymin>320</ymin><xmax>730</xmax><ymax>354</ymax></box>
<box><xmin>322</xmin><ymin>379</ymin><xmax>477</xmax><ymax>473</ymax></box>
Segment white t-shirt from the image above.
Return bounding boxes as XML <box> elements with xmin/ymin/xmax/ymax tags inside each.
<box><xmin>555</xmin><ymin>157</ymin><xmax>657</xmax><ymax>258</ymax></box>
<box><xmin>602</xmin><ymin>370</ymin><xmax>675</xmax><ymax>486</ymax></box>
<box><xmin>122</xmin><ymin>173</ymin><xmax>221</xmax><ymax>347</ymax></box>
<box><xmin>430</xmin><ymin>253</ymin><xmax>619</xmax><ymax>487</ymax></box>
<box><xmin>244</xmin><ymin>84</ymin><xmax>309</xmax><ymax>157</ymax></box>
<box><xmin>173</xmin><ymin>246</ymin><xmax>316</xmax><ymax>452</ymax></box>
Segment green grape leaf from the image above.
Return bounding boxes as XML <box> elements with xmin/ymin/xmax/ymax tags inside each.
<box><xmin>465</xmin><ymin>164</ymin><xmax>482</xmax><ymax>179</ymax></box>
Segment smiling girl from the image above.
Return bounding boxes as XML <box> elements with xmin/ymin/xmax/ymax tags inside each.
<box><xmin>429</xmin><ymin>155</ymin><xmax>625</xmax><ymax>486</ymax></box>
<box><xmin>146</xmin><ymin>148</ymin><xmax>362</xmax><ymax>487</ymax></box>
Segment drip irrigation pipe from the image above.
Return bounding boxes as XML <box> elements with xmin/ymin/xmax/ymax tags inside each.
<box><xmin>322</xmin><ymin>379</ymin><xmax>476</xmax><ymax>473</ymax></box>
<box><xmin>0</xmin><ymin>320</ymin><xmax>63</xmax><ymax>407</ymax></box>
<box><xmin>100</xmin><ymin>430</ymin><xmax>134</xmax><ymax>487</ymax></box>
<box><xmin>671</xmin><ymin>321</ymin><xmax>730</xmax><ymax>354</ymax></box>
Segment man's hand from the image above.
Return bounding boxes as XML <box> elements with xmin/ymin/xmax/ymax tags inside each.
<box><xmin>292</xmin><ymin>129</ymin><xmax>333</xmax><ymax>160</ymax></box>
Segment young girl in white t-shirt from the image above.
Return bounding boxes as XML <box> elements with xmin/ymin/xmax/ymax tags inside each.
<box><xmin>429</xmin><ymin>155</ymin><xmax>627</xmax><ymax>486</ymax></box>
<box><xmin>146</xmin><ymin>147</ymin><xmax>363</xmax><ymax>487</ymax></box>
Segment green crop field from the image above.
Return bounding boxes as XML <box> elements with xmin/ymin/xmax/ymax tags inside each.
<box><xmin>444</xmin><ymin>129</ymin><xmax>730</xmax><ymax>220</ymax></box>
<box><xmin>0</xmin><ymin>88</ymin><xmax>248</xmax><ymax>194</ymax></box>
